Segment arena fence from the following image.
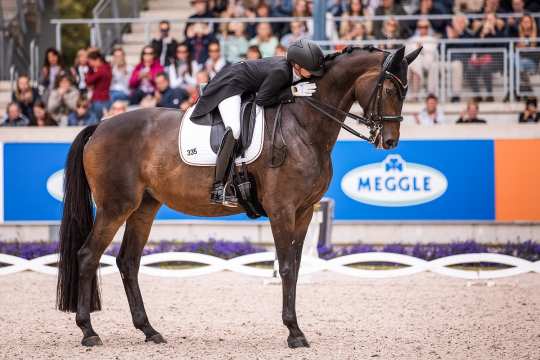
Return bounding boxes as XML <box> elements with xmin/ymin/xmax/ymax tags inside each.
<box><xmin>1</xmin><ymin>252</ymin><xmax>539</xmax><ymax>280</ymax></box>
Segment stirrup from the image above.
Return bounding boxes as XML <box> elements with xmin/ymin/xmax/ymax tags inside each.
<box><xmin>210</xmin><ymin>182</ymin><xmax>238</xmax><ymax>207</ymax></box>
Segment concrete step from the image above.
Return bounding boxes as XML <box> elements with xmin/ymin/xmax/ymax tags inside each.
<box><xmin>146</xmin><ymin>0</ymin><xmax>193</xmax><ymax>10</ymax></box>
<box><xmin>0</xmin><ymin>81</ymin><xmax>12</xmax><ymax>91</ymax></box>
<box><xmin>122</xmin><ymin>32</ymin><xmax>149</xmax><ymax>45</ymax></box>
<box><xmin>139</xmin><ymin>10</ymin><xmax>194</xmax><ymax>20</ymax></box>
<box><xmin>130</xmin><ymin>22</ymin><xmax>186</xmax><ymax>37</ymax></box>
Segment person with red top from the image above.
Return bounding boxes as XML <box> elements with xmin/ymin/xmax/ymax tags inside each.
<box><xmin>86</xmin><ymin>50</ymin><xmax>112</xmax><ymax>119</ymax></box>
<box><xmin>129</xmin><ymin>46</ymin><xmax>164</xmax><ymax>105</ymax></box>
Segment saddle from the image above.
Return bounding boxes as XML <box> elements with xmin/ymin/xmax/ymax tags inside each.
<box><xmin>191</xmin><ymin>94</ymin><xmax>258</xmax><ymax>156</ymax></box>
<box><xmin>181</xmin><ymin>95</ymin><xmax>267</xmax><ymax>219</ymax></box>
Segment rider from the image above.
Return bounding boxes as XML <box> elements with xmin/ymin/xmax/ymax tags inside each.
<box><xmin>190</xmin><ymin>39</ymin><xmax>325</xmax><ymax>206</ymax></box>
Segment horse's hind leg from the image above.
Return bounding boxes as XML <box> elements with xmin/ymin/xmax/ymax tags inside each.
<box><xmin>116</xmin><ymin>193</ymin><xmax>165</xmax><ymax>344</ymax></box>
<box><xmin>77</xmin><ymin>205</ymin><xmax>133</xmax><ymax>346</ymax></box>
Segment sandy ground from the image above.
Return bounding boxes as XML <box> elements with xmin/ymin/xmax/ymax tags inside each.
<box><xmin>0</xmin><ymin>271</ymin><xmax>539</xmax><ymax>360</ymax></box>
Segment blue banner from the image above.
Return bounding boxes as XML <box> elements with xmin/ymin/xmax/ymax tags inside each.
<box><xmin>328</xmin><ymin>140</ymin><xmax>494</xmax><ymax>220</ymax></box>
<box><xmin>2</xmin><ymin>140</ymin><xmax>494</xmax><ymax>222</ymax></box>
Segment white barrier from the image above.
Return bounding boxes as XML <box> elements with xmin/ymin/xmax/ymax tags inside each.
<box><xmin>1</xmin><ymin>252</ymin><xmax>540</xmax><ymax>280</ymax></box>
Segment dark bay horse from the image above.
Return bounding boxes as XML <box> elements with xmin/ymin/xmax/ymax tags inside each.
<box><xmin>57</xmin><ymin>46</ymin><xmax>421</xmax><ymax>348</ymax></box>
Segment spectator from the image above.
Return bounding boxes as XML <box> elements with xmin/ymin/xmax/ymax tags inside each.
<box><xmin>151</xmin><ymin>20</ymin><xmax>179</xmax><ymax>67</ymax></box>
<box><xmin>105</xmin><ymin>100</ymin><xmax>128</xmax><ymax>118</ymax></box>
<box><xmin>281</xmin><ymin>21</ymin><xmax>309</xmax><ymax>48</ymax></box>
<box><xmin>249</xmin><ymin>22</ymin><xmax>279</xmax><ymax>58</ymax></box>
<box><xmin>86</xmin><ymin>50</ymin><xmax>112</xmax><ymax>119</ymax></box>
<box><xmin>110</xmin><ymin>47</ymin><xmax>132</xmax><ymax>102</ymax></box>
<box><xmin>274</xmin><ymin>44</ymin><xmax>287</xmax><ymax>57</ymax></box>
<box><xmin>70</xmin><ymin>48</ymin><xmax>89</xmax><ymax>96</ymax></box>
<box><xmin>129</xmin><ymin>45</ymin><xmax>164</xmax><ymax>105</ymax></box>
<box><xmin>468</xmin><ymin>13</ymin><xmax>506</xmax><ymax>102</ymax></box>
<box><xmin>405</xmin><ymin>19</ymin><xmax>439</xmax><ymax>98</ymax></box>
<box><xmin>68</xmin><ymin>97</ymin><xmax>98</xmax><ymax>126</ymax></box>
<box><xmin>373</xmin><ymin>0</ymin><xmax>408</xmax><ymax>38</ymax></box>
<box><xmin>505</xmin><ymin>0</ymin><xmax>527</xmax><ymax>37</ymax></box>
<box><xmin>453</xmin><ymin>0</ymin><xmax>484</xmax><ymax>13</ymax></box>
<box><xmin>292</xmin><ymin>0</ymin><xmax>310</xmax><ymax>17</ymax></box>
<box><xmin>515</xmin><ymin>14</ymin><xmax>538</xmax><ymax>95</ymax></box>
<box><xmin>246</xmin><ymin>45</ymin><xmax>262</xmax><ymax>60</ymax></box>
<box><xmin>168</xmin><ymin>43</ymin><xmax>201</xmax><ymax>93</ymax></box>
<box><xmin>187</xmin><ymin>0</ymin><xmax>216</xmax><ymax>35</ymax></box>
<box><xmin>339</xmin><ymin>0</ymin><xmax>371</xmax><ymax>38</ymax></box>
<box><xmin>412</xmin><ymin>0</ymin><xmax>446</xmax><ymax>35</ymax></box>
<box><xmin>39</xmin><ymin>48</ymin><xmax>65</xmax><ymax>100</ymax></box>
<box><xmin>190</xmin><ymin>69</ymin><xmax>211</xmax><ymax>105</ymax></box>
<box><xmin>155</xmin><ymin>73</ymin><xmax>190</xmax><ymax>109</ymax></box>
<box><xmin>415</xmin><ymin>94</ymin><xmax>445</xmax><ymax>125</ymax></box>
<box><xmin>11</xmin><ymin>75</ymin><xmax>40</xmax><ymax>121</ymax></box>
<box><xmin>31</xmin><ymin>100</ymin><xmax>57</xmax><ymax>126</ymax></box>
<box><xmin>205</xmin><ymin>41</ymin><xmax>228</xmax><ymax>79</ymax></box>
<box><xmin>2</xmin><ymin>102</ymin><xmax>30</xmax><ymax>126</ymax></box>
<box><xmin>456</xmin><ymin>100</ymin><xmax>487</xmax><ymax>123</ymax></box>
<box><xmin>379</xmin><ymin>17</ymin><xmax>403</xmax><ymax>49</ymax></box>
<box><xmin>220</xmin><ymin>22</ymin><xmax>249</xmax><ymax>63</ymax></box>
<box><xmin>47</xmin><ymin>74</ymin><xmax>79</xmax><ymax>126</ymax></box>
<box><xmin>519</xmin><ymin>97</ymin><xmax>540</xmax><ymax>123</ymax></box>
<box><xmin>445</xmin><ymin>15</ymin><xmax>475</xmax><ymax>102</ymax></box>
<box><xmin>186</xmin><ymin>22</ymin><xmax>216</xmax><ymax>64</ymax></box>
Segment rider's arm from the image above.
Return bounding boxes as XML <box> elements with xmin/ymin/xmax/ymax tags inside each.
<box><xmin>255</xmin><ymin>70</ymin><xmax>294</xmax><ymax>107</ymax></box>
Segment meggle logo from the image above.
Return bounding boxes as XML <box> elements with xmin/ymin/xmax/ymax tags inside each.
<box><xmin>341</xmin><ymin>155</ymin><xmax>447</xmax><ymax>207</ymax></box>
<box><xmin>47</xmin><ymin>169</ymin><xmax>65</xmax><ymax>202</ymax></box>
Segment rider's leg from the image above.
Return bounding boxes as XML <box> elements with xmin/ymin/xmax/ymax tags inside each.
<box><xmin>218</xmin><ymin>95</ymin><xmax>241</xmax><ymax>139</ymax></box>
<box><xmin>211</xmin><ymin>95</ymin><xmax>242</xmax><ymax>206</ymax></box>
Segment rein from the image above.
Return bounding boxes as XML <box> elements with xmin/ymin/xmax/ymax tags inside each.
<box><xmin>304</xmin><ymin>50</ymin><xmax>407</xmax><ymax>145</ymax></box>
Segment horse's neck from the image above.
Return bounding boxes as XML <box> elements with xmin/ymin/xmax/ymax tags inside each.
<box><xmin>305</xmin><ymin>55</ymin><xmax>374</xmax><ymax>151</ymax></box>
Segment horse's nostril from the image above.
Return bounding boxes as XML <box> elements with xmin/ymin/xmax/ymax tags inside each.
<box><xmin>385</xmin><ymin>139</ymin><xmax>397</xmax><ymax>148</ymax></box>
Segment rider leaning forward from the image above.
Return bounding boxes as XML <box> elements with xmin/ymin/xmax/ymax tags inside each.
<box><xmin>190</xmin><ymin>39</ymin><xmax>326</xmax><ymax>206</ymax></box>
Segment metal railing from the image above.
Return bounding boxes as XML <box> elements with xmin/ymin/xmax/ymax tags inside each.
<box><xmin>48</xmin><ymin>14</ymin><xmax>540</xmax><ymax>102</ymax></box>
<box><xmin>50</xmin><ymin>12</ymin><xmax>540</xmax><ymax>50</ymax></box>
<box><xmin>91</xmin><ymin>0</ymin><xmax>145</xmax><ymax>55</ymax></box>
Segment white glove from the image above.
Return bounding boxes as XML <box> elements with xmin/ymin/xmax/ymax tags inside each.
<box><xmin>291</xmin><ymin>82</ymin><xmax>317</xmax><ymax>97</ymax></box>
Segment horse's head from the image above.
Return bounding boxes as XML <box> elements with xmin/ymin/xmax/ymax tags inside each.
<box><xmin>353</xmin><ymin>46</ymin><xmax>422</xmax><ymax>149</ymax></box>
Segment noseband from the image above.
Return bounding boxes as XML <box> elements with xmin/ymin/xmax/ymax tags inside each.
<box><xmin>304</xmin><ymin>50</ymin><xmax>407</xmax><ymax>144</ymax></box>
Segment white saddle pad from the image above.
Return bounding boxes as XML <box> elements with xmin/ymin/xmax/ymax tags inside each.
<box><xmin>179</xmin><ymin>105</ymin><xmax>265</xmax><ymax>166</ymax></box>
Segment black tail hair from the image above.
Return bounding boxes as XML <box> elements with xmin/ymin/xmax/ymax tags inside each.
<box><xmin>56</xmin><ymin>124</ymin><xmax>100</xmax><ymax>313</ymax></box>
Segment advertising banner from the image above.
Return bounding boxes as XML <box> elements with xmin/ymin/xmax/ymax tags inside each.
<box><xmin>2</xmin><ymin>139</ymin><xmax>536</xmax><ymax>222</ymax></box>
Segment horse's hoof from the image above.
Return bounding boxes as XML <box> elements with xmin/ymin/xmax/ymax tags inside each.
<box><xmin>145</xmin><ymin>333</ymin><xmax>167</xmax><ymax>344</ymax></box>
<box><xmin>287</xmin><ymin>336</ymin><xmax>310</xmax><ymax>348</ymax></box>
<box><xmin>81</xmin><ymin>335</ymin><xmax>103</xmax><ymax>347</ymax></box>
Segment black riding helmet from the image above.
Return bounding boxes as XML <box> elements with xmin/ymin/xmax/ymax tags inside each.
<box><xmin>286</xmin><ymin>39</ymin><xmax>325</xmax><ymax>77</ymax></box>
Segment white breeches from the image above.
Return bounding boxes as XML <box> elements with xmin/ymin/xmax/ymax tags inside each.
<box><xmin>217</xmin><ymin>95</ymin><xmax>242</xmax><ymax>139</ymax></box>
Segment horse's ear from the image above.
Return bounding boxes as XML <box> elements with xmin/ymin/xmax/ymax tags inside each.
<box><xmin>405</xmin><ymin>47</ymin><xmax>423</xmax><ymax>65</ymax></box>
<box><xmin>389</xmin><ymin>46</ymin><xmax>405</xmax><ymax>73</ymax></box>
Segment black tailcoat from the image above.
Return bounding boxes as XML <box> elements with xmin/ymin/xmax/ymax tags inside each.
<box><xmin>190</xmin><ymin>57</ymin><xmax>295</xmax><ymax>121</ymax></box>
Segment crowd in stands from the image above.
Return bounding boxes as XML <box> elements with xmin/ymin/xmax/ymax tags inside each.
<box><xmin>3</xmin><ymin>0</ymin><xmax>540</xmax><ymax>127</ymax></box>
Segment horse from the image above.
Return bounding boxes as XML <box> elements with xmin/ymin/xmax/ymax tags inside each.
<box><xmin>56</xmin><ymin>45</ymin><xmax>421</xmax><ymax>348</ymax></box>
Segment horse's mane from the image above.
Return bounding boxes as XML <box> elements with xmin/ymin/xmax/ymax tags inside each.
<box><xmin>323</xmin><ymin>45</ymin><xmax>384</xmax><ymax>63</ymax></box>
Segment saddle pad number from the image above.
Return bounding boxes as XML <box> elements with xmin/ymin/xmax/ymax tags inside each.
<box><xmin>186</xmin><ymin>148</ymin><xmax>197</xmax><ymax>156</ymax></box>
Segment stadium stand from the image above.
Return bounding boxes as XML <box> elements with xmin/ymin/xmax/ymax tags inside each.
<box><xmin>1</xmin><ymin>0</ymin><xmax>540</xmax><ymax>126</ymax></box>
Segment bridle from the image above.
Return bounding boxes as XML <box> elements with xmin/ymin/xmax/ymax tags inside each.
<box><xmin>303</xmin><ymin>50</ymin><xmax>408</xmax><ymax>144</ymax></box>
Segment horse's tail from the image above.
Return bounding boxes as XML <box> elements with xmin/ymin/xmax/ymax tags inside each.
<box><xmin>56</xmin><ymin>124</ymin><xmax>100</xmax><ymax>313</ymax></box>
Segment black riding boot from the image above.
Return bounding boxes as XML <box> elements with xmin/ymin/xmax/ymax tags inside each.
<box><xmin>210</xmin><ymin>127</ymin><xmax>238</xmax><ymax>207</ymax></box>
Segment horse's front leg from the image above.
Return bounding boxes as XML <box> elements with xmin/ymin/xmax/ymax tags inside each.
<box><xmin>269</xmin><ymin>206</ymin><xmax>314</xmax><ymax>348</ymax></box>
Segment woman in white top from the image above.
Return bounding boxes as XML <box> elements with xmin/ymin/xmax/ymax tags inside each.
<box><xmin>167</xmin><ymin>43</ymin><xmax>200</xmax><ymax>91</ymax></box>
<box><xmin>110</xmin><ymin>47</ymin><xmax>133</xmax><ymax>102</ymax></box>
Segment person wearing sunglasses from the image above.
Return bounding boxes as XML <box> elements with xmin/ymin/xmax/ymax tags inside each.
<box><xmin>151</xmin><ymin>20</ymin><xmax>179</xmax><ymax>67</ymax></box>
<box><xmin>128</xmin><ymin>46</ymin><xmax>164</xmax><ymax>105</ymax></box>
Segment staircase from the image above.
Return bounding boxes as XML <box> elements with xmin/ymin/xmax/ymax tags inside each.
<box><xmin>121</xmin><ymin>0</ymin><xmax>194</xmax><ymax>66</ymax></box>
